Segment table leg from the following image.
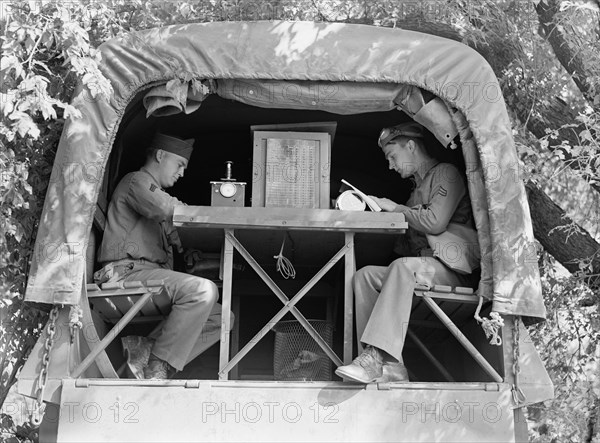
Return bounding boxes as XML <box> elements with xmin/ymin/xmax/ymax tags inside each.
<box><xmin>230</xmin><ymin>295</ymin><xmax>240</xmax><ymax>380</ymax></box>
<box><xmin>218</xmin><ymin>233</ymin><xmax>346</xmax><ymax>377</ymax></box>
<box><xmin>219</xmin><ymin>229</ymin><xmax>234</xmax><ymax>380</ymax></box>
<box><xmin>344</xmin><ymin>232</ymin><xmax>355</xmax><ymax>365</ymax></box>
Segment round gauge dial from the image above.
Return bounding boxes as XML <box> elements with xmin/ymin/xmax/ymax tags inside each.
<box><xmin>219</xmin><ymin>182</ymin><xmax>237</xmax><ymax>198</ymax></box>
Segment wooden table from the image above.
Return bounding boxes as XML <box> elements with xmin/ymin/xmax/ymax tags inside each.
<box><xmin>174</xmin><ymin>206</ymin><xmax>407</xmax><ymax>380</ymax></box>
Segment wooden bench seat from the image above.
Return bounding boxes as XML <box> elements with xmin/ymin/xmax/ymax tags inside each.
<box><xmin>410</xmin><ymin>284</ymin><xmax>479</xmax><ymax>335</ymax></box>
<box><xmin>73</xmin><ymin>280</ymin><xmax>168</xmax><ymax>378</ymax></box>
<box><xmin>87</xmin><ymin>280</ymin><xmax>171</xmax><ymax>324</ymax></box>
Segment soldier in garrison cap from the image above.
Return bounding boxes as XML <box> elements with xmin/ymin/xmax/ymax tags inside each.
<box><xmin>335</xmin><ymin>121</ymin><xmax>480</xmax><ymax>384</ymax></box>
<box><xmin>96</xmin><ymin>132</ymin><xmax>233</xmax><ymax>380</ymax></box>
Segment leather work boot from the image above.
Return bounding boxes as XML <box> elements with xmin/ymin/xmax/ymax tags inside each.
<box><xmin>122</xmin><ymin>336</ymin><xmax>154</xmax><ymax>380</ymax></box>
<box><xmin>335</xmin><ymin>345</ymin><xmax>384</xmax><ymax>383</ymax></box>
<box><xmin>374</xmin><ymin>362</ymin><xmax>410</xmax><ymax>383</ymax></box>
<box><xmin>144</xmin><ymin>354</ymin><xmax>177</xmax><ymax>380</ymax></box>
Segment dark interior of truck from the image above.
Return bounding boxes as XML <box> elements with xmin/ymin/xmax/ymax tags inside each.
<box><xmin>89</xmin><ymin>89</ymin><xmax>503</xmax><ymax>383</ymax></box>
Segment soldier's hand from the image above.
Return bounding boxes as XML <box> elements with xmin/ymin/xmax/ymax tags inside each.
<box><xmin>369</xmin><ymin>196</ymin><xmax>399</xmax><ymax>212</ymax></box>
<box><xmin>184</xmin><ymin>249</ymin><xmax>203</xmax><ymax>269</ymax></box>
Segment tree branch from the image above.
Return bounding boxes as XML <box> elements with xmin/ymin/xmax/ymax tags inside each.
<box><xmin>525</xmin><ymin>180</ymin><xmax>600</xmax><ymax>292</ymax></box>
<box><xmin>536</xmin><ymin>0</ymin><xmax>599</xmax><ymax>109</ymax></box>
<box><xmin>454</xmin><ymin>8</ymin><xmax>600</xmax><ymax>193</ymax></box>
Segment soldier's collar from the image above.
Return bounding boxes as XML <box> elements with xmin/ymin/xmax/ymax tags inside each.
<box><xmin>414</xmin><ymin>159</ymin><xmax>439</xmax><ymax>184</ymax></box>
<box><xmin>140</xmin><ymin>167</ymin><xmax>163</xmax><ymax>190</ymax></box>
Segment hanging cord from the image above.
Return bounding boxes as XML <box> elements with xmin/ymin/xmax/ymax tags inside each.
<box><xmin>274</xmin><ymin>235</ymin><xmax>296</xmax><ymax>279</ymax></box>
<box><xmin>474</xmin><ymin>295</ymin><xmax>504</xmax><ymax>346</ymax></box>
<box><xmin>511</xmin><ymin>317</ymin><xmax>526</xmax><ymax>405</ymax></box>
<box><xmin>68</xmin><ymin>305</ymin><xmax>83</xmax><ymax>344</ymax></box>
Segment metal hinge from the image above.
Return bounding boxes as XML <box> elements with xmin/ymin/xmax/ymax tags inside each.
<box><xmin>376</xmin><ymin>382</ymin><xmax>392</xmax><ymax>390</ymax></box>
<box><xmin>484</xmin><ymin>383</ymin><xmax>500</xmax><ymax>392</ymax></box>
<box><xmin>75</xmin><ymin>379</ymin><xmax>90</xmax><ymax>388</ymax></box>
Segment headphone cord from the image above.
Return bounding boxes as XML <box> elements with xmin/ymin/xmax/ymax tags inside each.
<box><xmin>274</xmin><ymin>235</ymin><xmax>296</xmax><ymax>279</ymax></box>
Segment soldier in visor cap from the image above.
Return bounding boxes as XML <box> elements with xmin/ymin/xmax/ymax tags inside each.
<box><xmin>335</xmin><ymin>121</ymin><xmax>479</xmax><ymax>384</ymax></box>
<box><xmin>97</xmin><ymin>132</ymin><xmax>232</xmax><ymax>379</ymax></box>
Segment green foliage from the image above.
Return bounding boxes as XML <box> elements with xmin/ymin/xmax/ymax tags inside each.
<box><xmin>1</xmin><ymin>412</ymin><xmax>37</xmax><ymax>443</ymax></box>
<box><xmin>528</xmin><ymin>252</ymin><xmax>600</xmax><ymax>442</ymax></box>
<box><xmin>0</xmin><ymin>0</ymin><xmax>114</xmax><ymax>419</ymax></box>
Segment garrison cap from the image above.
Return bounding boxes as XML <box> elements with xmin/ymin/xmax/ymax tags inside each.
<box><xmin>378</xmin><ymin>122</ymin><xmax>425</xmax><ymax>148</ymax></box>
<box><xmin>150</xmin><ymin>133</ymin><xmax>195</xmax><ymax>161</ymax></box>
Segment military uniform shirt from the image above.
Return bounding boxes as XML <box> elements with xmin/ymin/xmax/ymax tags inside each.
<box><xmin>394</xmin><ymin>161</ymin><xmax>473</xmax><ymax>257</ymax></box>
<box><xmin>98</xmin><ymin>167</ymin><xmax>183</xmax><ymax>268</ymax></box>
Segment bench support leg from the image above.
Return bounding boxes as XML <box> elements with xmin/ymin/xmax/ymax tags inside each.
<box><xmin>72</xmin><ymin>291</ymin><xmax>155</xmax><ymax>378</ymax></box>
<box><xmin>406</xmin><ymin>328</ymin><xmax>455</xmax><ymax>382</ymax></box>
<box><xmin>421</xmin><ymin>295</ymin><xmax>503</xmax><ymax>383</ymax></box>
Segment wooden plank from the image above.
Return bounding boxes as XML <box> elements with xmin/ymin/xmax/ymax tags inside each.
<box><xmin>109</xmin><ymin>296</ymin><xmax>137</xmax><ymax>317</ymax></box>
<box><xmin>90</xmin><ymin>298</ymin><xmax>122</xmax><ymax>322</ymax></box>
<box><xmin>438</xmin><ymin>300</ymin><xmax>464</xmax><ymax>320</ymax></box>
<box><xmin>432</xmin><ymin>285</ymin><xmax>452</xmax><ymax>293</ymax></box>
<box><xmin>410</xmin><ymin>297</ymin><xmax>432</xmax><ymax>321</ymax></box>
<box><xmin>230</xmin><ymin>295</ymin><xmax>241</xmax><ymax>380</ymax></box>
<box><xmin>410</xmin><ymin>293</ymin><xmax>448</xmax><ymax>344</ymax></box>
<box><xmin>407</xmin><ymin>329</ymin><xmax>455</xmax><ymax>382</ymax></box>
<box><xmin>250</xmin><ymin>121</ymin><xmax>337</xmax><ymax>139</ymax></box>
<box><xmin>219</xmin><ymin>230</ymin><xmax>235</xmax><ymax>380</ymax></box>
<box><xmin>87</xmin><ymin>287</ymin><xmax>162</xmax><ymax>298</ymax></box>
<box><xmin>174</xmin><ymin>206</ymin><xmax>407</xmax><ymax>233</ymax></box>
<box><xmin>128</xmin><ymin>316</ymin><xmax>166</xmax><ymax>324</ymax></box>
<box><xmin>417</xmin><ymin>291</ymin><xmax>480</xmax><ymax>304</ymax></box>
<box><xmin>412</xmin><ymin>318</ymin><xmax>444</xmax><ymax>344</ymax></box>
<box><xmin>344</xmin><ymin>232</ymin><xmax>355</xmax><ymax>364</ymax></box>
<box><xmin>150</xmin><ymin>294</ymin><xmax>172</xmax><ymax>316</ymax></box>
<box><xmin>122</xmin><ymin>280</ymin><xmax>145</xmax><ymax>289</ymax></box>
<box><xmin>138</xmin><ymin>296</ymin><xmax>162</xmax><ymax>317</ymax></box>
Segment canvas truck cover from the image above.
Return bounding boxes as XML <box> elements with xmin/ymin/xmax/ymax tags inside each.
<box><xmin>24</xmin><ymin>21</ymin><xmax>546</xmax><ymax>322</ymax></box>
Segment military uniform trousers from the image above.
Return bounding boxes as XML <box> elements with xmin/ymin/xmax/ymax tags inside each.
<box><xmin>119</xmin><ymin>261</ymin><xmax>234</xmax><ymax>371</ymax></box>
<box><xmin>354</xmin><ymin>256</ymin><xmax>471</xmax><ymax>362</ymax></box>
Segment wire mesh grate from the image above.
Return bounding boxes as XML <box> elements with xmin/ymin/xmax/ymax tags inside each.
<box><xmin>273</xmin><ymin>320</ymin><xmax>333</xmax><ymax>381</ymax></box>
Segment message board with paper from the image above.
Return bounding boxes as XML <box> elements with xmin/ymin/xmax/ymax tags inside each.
<box><xmin>252</xmin><ymin>130</ymin><xmax>331</xmax><ymax>208</ymax></box>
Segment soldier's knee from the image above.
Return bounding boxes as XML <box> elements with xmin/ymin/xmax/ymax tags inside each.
<box><xmin>205</xmin><ymin>280</ymin><xmax>219</xmax><ymax>304</ymax></box>
<box><xmin>389</xmin><ymin>257</ymin><xmax>415</xmax><ymax>275</ymax></box>
<box><xmin>354</xmin><ymin>265</ymin><xmax>376</xmax><ymax>285</ymax></box>
<box><xmin>188</xmin><ymin>278</ymin><xmax>219</xmax><ymax>304</ymax></box>
<box><xmin>353</xmin><ymin>265</ymin><xmax>381</xmax><ymax>292</ymax></box>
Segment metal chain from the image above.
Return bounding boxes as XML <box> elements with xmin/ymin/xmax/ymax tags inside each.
<box><xmin>31</xmin><ymin>305</ymin><xmax>60</xmax><ymax>426</ymax></box>
<box><xmin>511</xmin><ymin>316</ymin><xmax>526</xmax><ymax>406</ymax></box>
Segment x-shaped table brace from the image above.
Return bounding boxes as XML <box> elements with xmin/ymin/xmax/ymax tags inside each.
<box><xmin>218</xmin><ymin>229</ymin><xmax>350</xmax><ymax>380</ymax></box>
